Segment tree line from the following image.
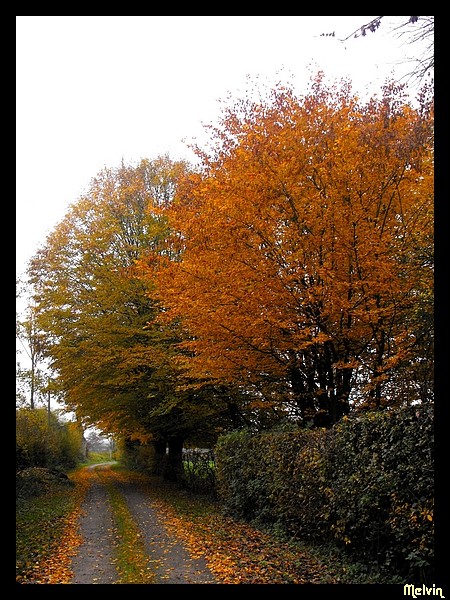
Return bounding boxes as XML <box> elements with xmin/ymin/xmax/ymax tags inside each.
<box><xmin>20</xmin><ymin>74</ymin><xmax>434</xmax><ymax>480</ymax></box>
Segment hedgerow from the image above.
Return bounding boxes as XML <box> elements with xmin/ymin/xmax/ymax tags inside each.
<box><xmin>215</xmin><ymin>404</ymin><xmax>434</xmax><ymax>581</ymax></box>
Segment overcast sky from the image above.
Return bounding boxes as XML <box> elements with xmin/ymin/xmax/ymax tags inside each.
<box><xmin>16</xmin><ymin>15</ymin><xmax>424</xmax><ymax>284</ymax></box>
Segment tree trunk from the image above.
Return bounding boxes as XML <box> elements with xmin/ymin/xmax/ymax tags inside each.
<box><xmin>152</xmin><ymin>438</ymin><xmax>167</xmax><ymax>475</ymax></box>
<box><xmin>163</xmin><ymin>436</ymin><xmax>184</xmax><ymax>482</ymax></box>
<box><xmin>290</xmin><ymin>361</ymin><xmax>316</xmax><ymax>422</ymax></box>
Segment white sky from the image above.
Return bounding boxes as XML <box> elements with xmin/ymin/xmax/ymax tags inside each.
<box><xmin>16</xmin><ymin>15</ymin><xmax>425</xmax><ymax>284</ymax></box>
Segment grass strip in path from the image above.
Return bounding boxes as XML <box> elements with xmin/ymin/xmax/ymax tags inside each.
<box><xmin>98</xmin><ymin>467</ymin><xmax>155</xmax><ymax>584</ymax></box>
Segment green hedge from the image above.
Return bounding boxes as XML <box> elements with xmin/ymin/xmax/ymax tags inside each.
<box><xmin>215</xmin><ymin>404</ymin><xmax>434</xmax><ymax>581</ymax></box>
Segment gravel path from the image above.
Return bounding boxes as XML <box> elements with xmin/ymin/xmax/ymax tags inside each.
<box><xmin>69</xmin><ymin>463</ymin><xmax>217</xmax><ymax>585</ymax></box>
<box><xmin>115</xmin><ymin>477</ymin><xmax>217</xmax><ymax>584</ymax></box>
<box><xmin>70</xmin><ymin>466</ymin><xmax>118</xmax><ymax>584</ymax></box>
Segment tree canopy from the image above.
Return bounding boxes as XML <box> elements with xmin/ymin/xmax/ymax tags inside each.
<box><xmin>153</xmin><ymin>75</ymin><xmax>434</xmax><ymax>426</ymax></box>
<box><xmin>28</xmin><ymin>157</ymin><xmax>230</xmax><ymax>454</ymax></box>
<box><xmin>27</xmin><ymin>74</ymin><xmax>433</xmax><ymax>467</ymax></box>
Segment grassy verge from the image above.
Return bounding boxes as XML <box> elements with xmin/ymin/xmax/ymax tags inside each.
<box><xmin>16</xmin><ymin>467</ymin><xmax>89</xmax><ymax>584</ymax></box>
<box><xmin>80</xmin><ymin>451</ymin><xmax>116</xmax><ymax>465</ymax></box>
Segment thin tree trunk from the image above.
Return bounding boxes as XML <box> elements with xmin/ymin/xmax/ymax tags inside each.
<box><xmin>163</xmin><ymin>436</ymin><xmax>184</xmax><ymax>482</ymax></box>
<box><xmin>152</xmin><ymin>438</ymin><xmax>167</xmax><ymax>475</ymax></box>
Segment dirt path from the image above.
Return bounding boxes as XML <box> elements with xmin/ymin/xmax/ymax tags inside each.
<box><xmin>69</xmin><ymin>463</ymin><xmax>217</xmax><ymax>584</ymax></box>
<box><xmin>70</xmin><ymin>464</ymin><xmax>118</xmax><ymax>584</ymax></box>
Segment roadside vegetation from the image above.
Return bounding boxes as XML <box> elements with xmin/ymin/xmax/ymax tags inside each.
<box><xmin>16</xmin><ymin>465</ymin><xmax>88</xmax><ymax>584</ymax></box>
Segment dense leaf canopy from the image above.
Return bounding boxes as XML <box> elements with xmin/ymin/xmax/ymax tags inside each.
<box><xmin>154</xmin><ymin>75</ymin><xmax>434</xmax><ymax>425</ymax></box>
<box><xmin>28</xmin><ymin>156</ymin><xmax>225</xmax><ymax>443</ymax></box>
<box><xmin>28</xmin><ymin>74</ymin><xmax>433</xmax><ymax>444</ymax></box>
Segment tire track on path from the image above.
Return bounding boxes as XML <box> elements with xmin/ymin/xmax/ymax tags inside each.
<box><xmin>70</xmin><ymin>464</ymin><xmax>118</xmax><ymax>584</ymax></box>
<box><xmin>115</xmin><ymin>478</ymin><xmax>217</xmax><ymax>584</ymax></box>
<box><xmin>69</xmin><ymin>463</ymin><xmax>217</xmax><ymax>584</ymax></box>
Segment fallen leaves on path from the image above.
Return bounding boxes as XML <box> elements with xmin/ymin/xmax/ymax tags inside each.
<box><xmin>96</xmin><ymin>467</ymin><xmax>156</xmax><ymax>583</ymax></box>
<box><xmin>17</xmin><ymin>465</ymin><xmax>336</xmax><ymax>585</ymax></box>
<box><xmin>139</xmin><ymin>475</ymin><xmax>334</xmax><ymax>584</ymax></box>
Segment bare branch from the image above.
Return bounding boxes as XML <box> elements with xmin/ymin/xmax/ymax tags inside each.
<box><xmin>338</xmin><ymin>16</ymin><xmax>385</xmax><ymax>42</ymax></box>
<box><xmin>320</xmin><ymin>16</ymin><xmax>434</xmax><ymax>87</ymax></box>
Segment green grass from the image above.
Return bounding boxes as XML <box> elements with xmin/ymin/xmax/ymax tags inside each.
<box><xmin>101</xmin><ymin>472</ymin><xmax>155</xmax><ymax>584</ymax></box>
<box><xmin>83</xmin><ymin>451</ymin><xmax>116</xmax><ymax>465</ymax></box>
<box><xmin>16</xmin><ymin>483</ymin><xmax>79</xmax><ymax>583</ymax></box>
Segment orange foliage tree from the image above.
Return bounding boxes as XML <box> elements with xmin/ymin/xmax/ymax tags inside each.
<box><xmin>28</xmin><ymin>156</ymin><xmax>228</xmax><ymax>479</ymax></box>
<box><xmin>155</xmin><ymin>75</ymin><xmax>434</xmax><ymax>426</ymax></box>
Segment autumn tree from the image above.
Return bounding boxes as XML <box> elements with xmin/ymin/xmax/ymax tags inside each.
<box><xmin>28</xmin><ymin>156</ymin><xmax>227</xmax><ymax>480</ymax></box>
<box><xmin>16</xmin><ymin>302</ymin><xmax>48</xmax><ymax>409</ymax></box>
<box><xmin>155</xmin><ymin>75</ymin><xmax>434</xmax><ymax>427</ymax></box>
<box><xmin>16</xmin><ymin>407</ymin><xmax>85</xmax><ymax>471</ymax></box>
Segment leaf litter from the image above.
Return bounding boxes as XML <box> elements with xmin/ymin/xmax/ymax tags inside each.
<box><xmin>17</xmin><ymin>464</ymin><xmax>336</xmax><ymax>584</ymax></box>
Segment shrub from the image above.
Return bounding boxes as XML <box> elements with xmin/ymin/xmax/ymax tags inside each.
<box><xmin>16</xmin><ymin>408</ymin><xmax>85</xmax><ymax>472</ymax></box>
<box><xmin>327</xmin><ymin>404</ymin><xmax>434</xmax><ymax>580</ymax></box>
<box><xmin>216</xmin><ymin>427</ymin><xmax>330</xmax><ymax>533</ymax></box>
<box><xmin>215</xmin><ymin>404</ymin><xmax>434</xmax><ymax>581</ymax></box>
<box><xmin>16</xmin><ymin>466</ymin><xmax>74</xmax><ymax>499</ymax></box>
